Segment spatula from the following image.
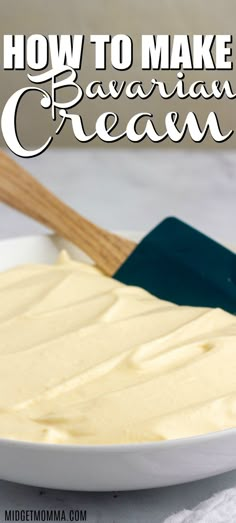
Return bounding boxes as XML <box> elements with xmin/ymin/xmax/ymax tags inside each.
<box><xmin>0</xmin><ymin>150</ymin><xmax>135</xmax><ymax>275</ymax></box>
<box><xmin>0</xmin><ymin>150</ymin><xmax>235</xmax><ymax>314</ymax></box>
<box><xmin>116</xmin><ymin>217</ymin><xmax>236</xmax><ymax>314</ymax></box>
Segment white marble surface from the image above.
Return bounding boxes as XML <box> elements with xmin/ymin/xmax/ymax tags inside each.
<box><xmin>1</xmin><ymin>149</ymin><xmax>236</xmax><ymax>243</ymax></box>
<box><xmin>0</xmin><ymin>148</ymin><xmax>236</xmax><ymax>522</ymax></box>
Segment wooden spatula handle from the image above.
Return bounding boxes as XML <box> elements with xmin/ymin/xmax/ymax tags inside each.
<box><xmin>0</xmin><ymin>151</ymin><xmax>135</xmax><ymax>275</ymax></box>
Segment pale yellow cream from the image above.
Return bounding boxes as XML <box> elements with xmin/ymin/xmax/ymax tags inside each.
<box><xmin>0</xmin><ymin>251</ymin><xmax>235</xmax><ymax>445</ymax></box>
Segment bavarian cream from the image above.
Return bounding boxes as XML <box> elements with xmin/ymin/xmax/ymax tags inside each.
<box><xmin>0</xmin><ymin>252</ymin><xmax>235</xmax><ymax>445</ymax></box>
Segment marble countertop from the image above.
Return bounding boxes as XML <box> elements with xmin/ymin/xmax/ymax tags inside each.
<box><xmin>1</xmin><ymin>148</ymin><xmax>236</xmax><ymax>243</ymax></box>
<box><xmin>0</xmin><ymin>148</ymin><xmax>236</xmax><ymax>522</ymax></box>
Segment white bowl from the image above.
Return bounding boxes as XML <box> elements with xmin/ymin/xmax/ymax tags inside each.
<box><xmin>0</xmin><ymin>233</ymin><xmax>235</xmax><ymax>491</ymax></box>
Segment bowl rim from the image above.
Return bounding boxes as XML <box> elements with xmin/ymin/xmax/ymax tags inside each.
<box><xmin>0</xmin><ymin>426</ymin><xmax>235</xmax><ymax>453</ymax></box>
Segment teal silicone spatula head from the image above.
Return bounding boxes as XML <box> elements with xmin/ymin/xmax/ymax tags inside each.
<box><xmin>115</xmin><ymin>218</ymin><xmax>236</xmax><ymax>314</ymax></box>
